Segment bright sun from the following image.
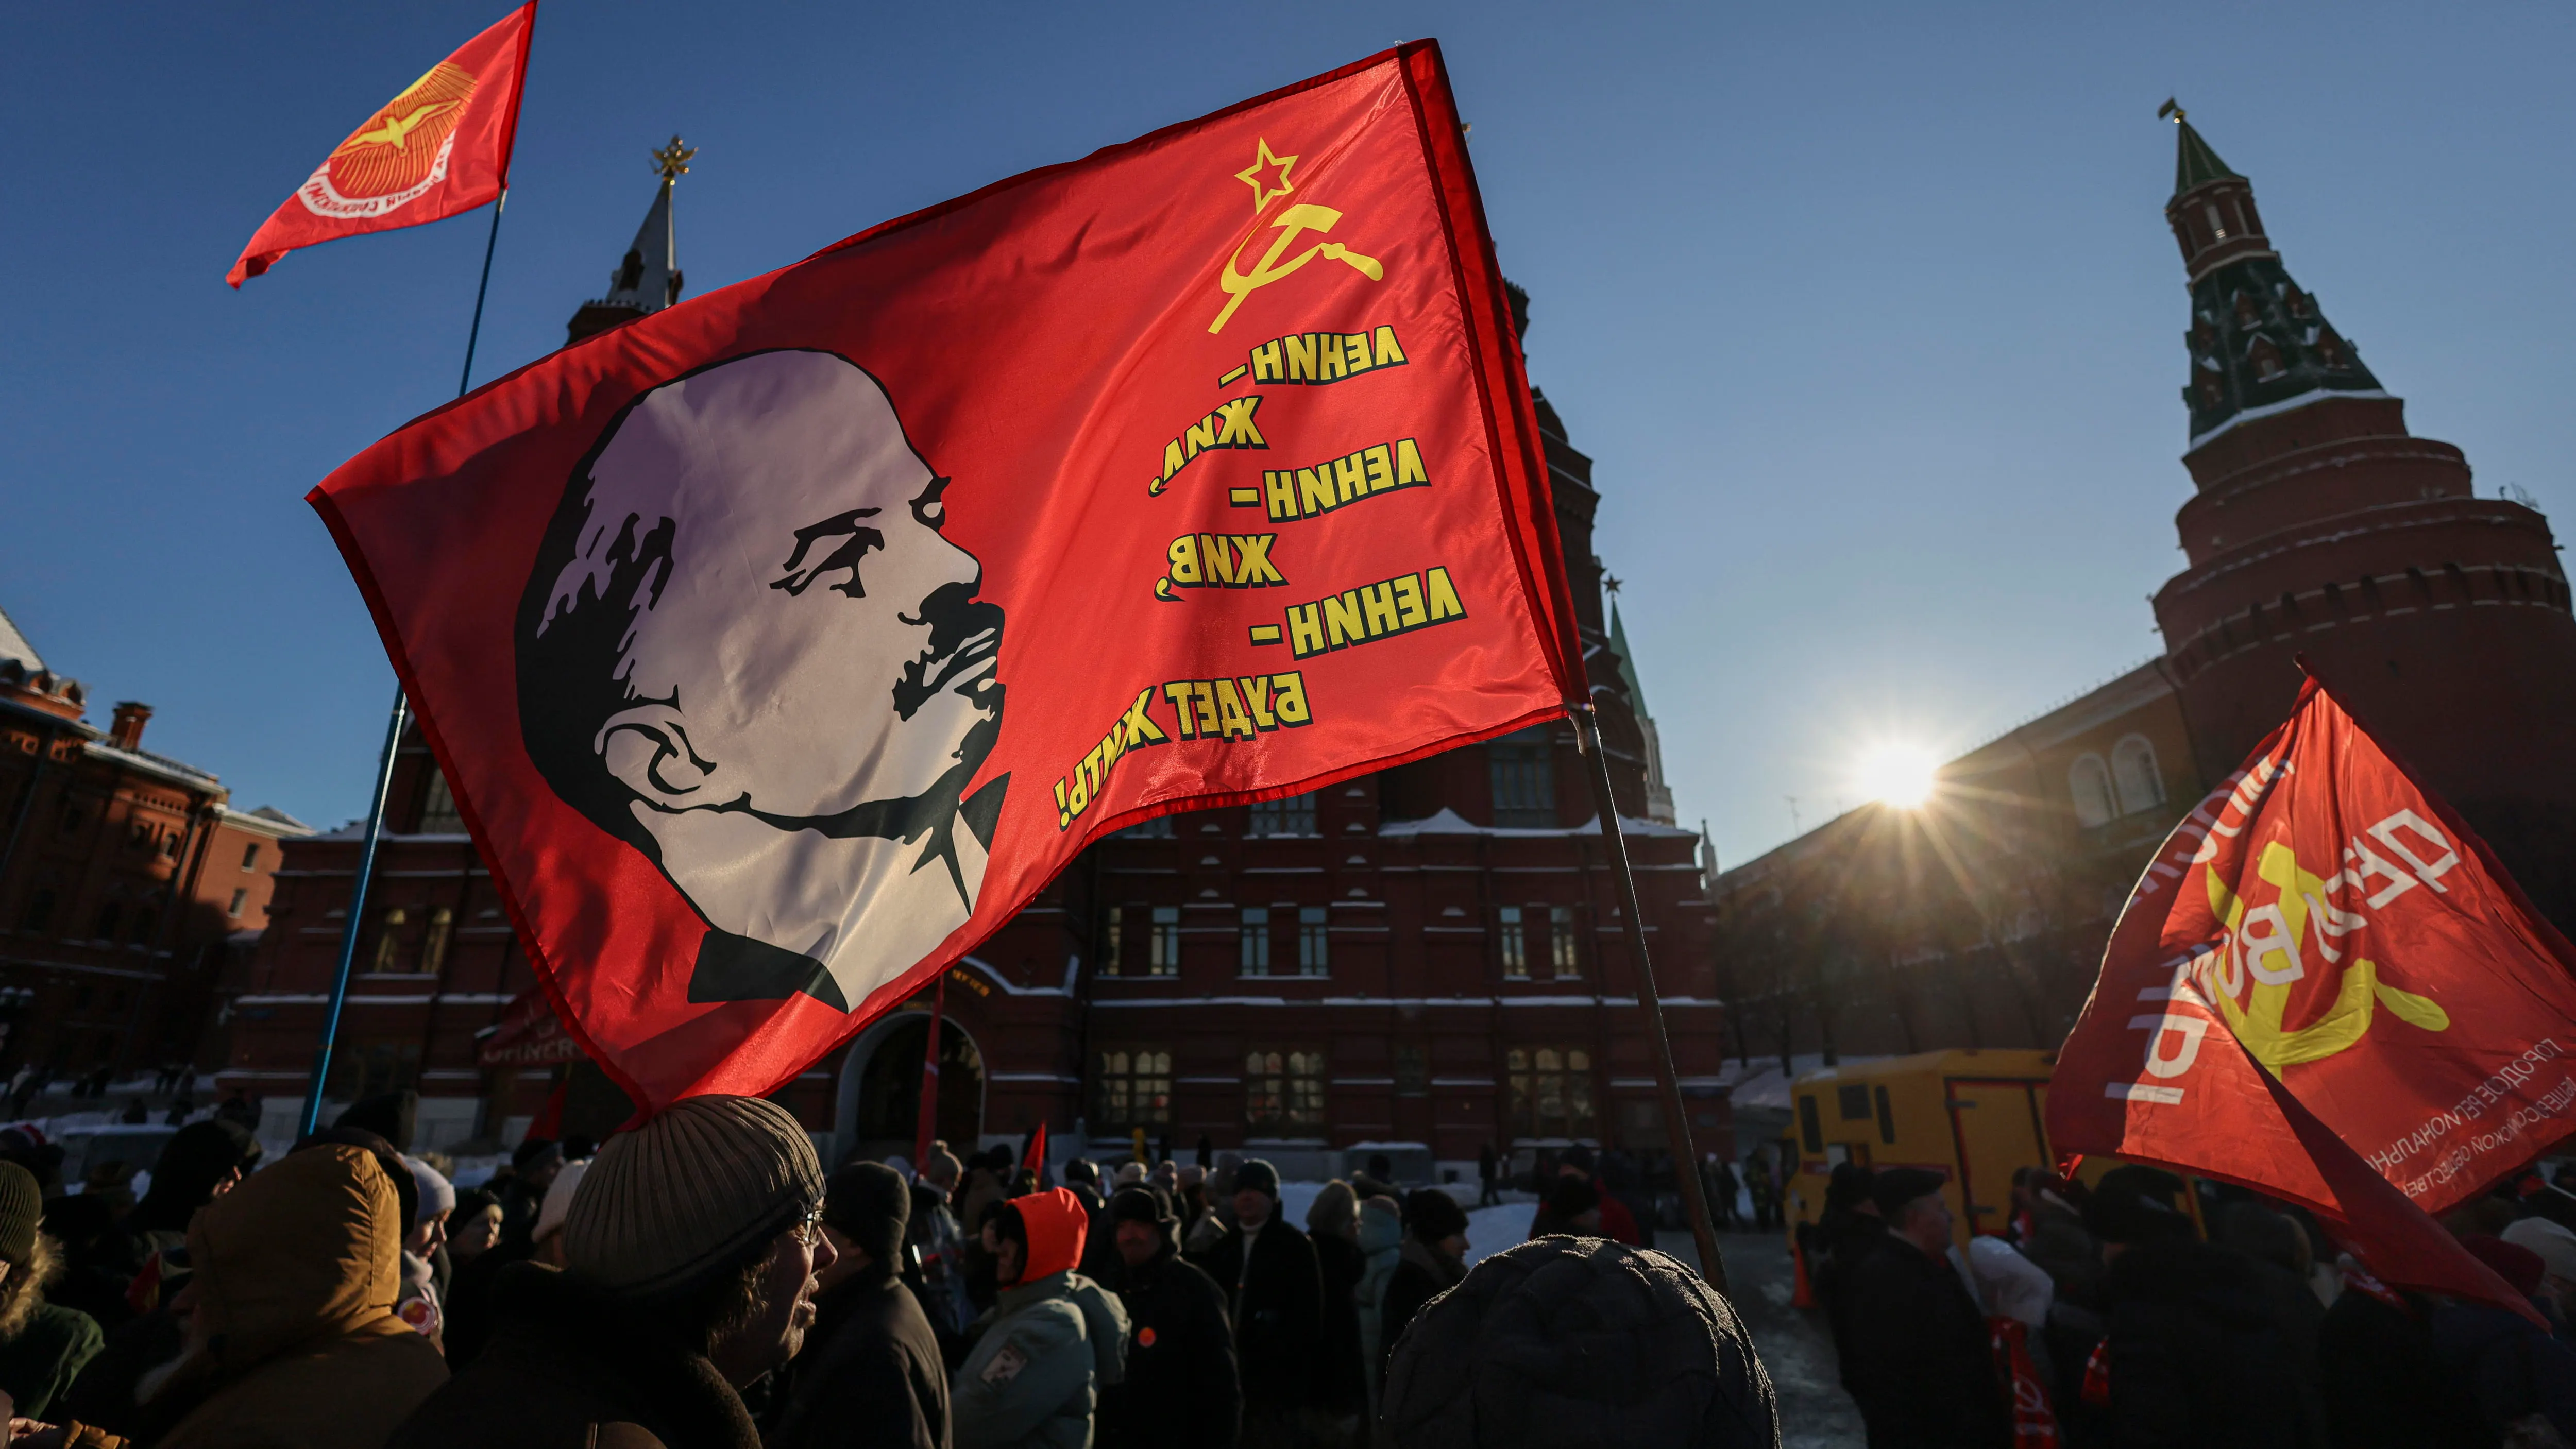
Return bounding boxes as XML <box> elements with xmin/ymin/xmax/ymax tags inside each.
<box><xmin>1856</xmin><ymin>743</ymin><xmax>1941</xmax><ymax>809</ymax></box>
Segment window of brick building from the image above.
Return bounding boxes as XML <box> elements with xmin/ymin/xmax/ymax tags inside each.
<box><xmin>1395</xmin><ymin>1043</ymin><xmax>1428</xmax><ymax>1095</ymax></box>
<box><xmin>1099</xmin><ymin>908</ymin><xmax>1124</xmax><ymax>975</ymax></box>
<box><xmin>1246</xmin><ymin>1049</ymin><xmax>1326</xmax><ymax>1132</ymax></box>
<box><xmin>241</xmin><ymin>842</ymin><xmax>260</xmax><ymax>871</ymax></box>
<box><xmin>1148</xmin><ymin>907</ymin><xmax>1180</xmax><ymax>976</ymax></box>
<box><xmin>419</xmin><ymin>771</ymin><xmax>465</xmax><ymax>834</ymax></box>
<box><xmin>1119</xmin><ymin>815</ymin><xmax>1174</xmax><ymax>839</ymax></box>
<box><xmin>1296</xmin><ymin>907</ymin><xmax>1328</xmax><ymax>975</ymax></box>
<box><xmin>1499</xmin><ymin>906</ymin><xmax>1528</xmax><ymax>979</ymax></box>
<box><xmin>1549</xmin><ymin>905</ymin><xmax>1581</xmax><ymax>978</ymax></box>
<box><xmin>21</xmin><ymin>887</ymin><xmax>55</xmax><ymax>934</ymax></box>
<box><xmin>367</xmin><ymin>907</ymin><xmax>409</xmax><ymax>973</ymax></box>
<box><xmin>92</xmin><ymin>901</ymin><xmax>121</xmax><ymax>942</ymax></box>
<box><xmin>1506</xmin><ymin>1045</ymin><xmax>1596</xmax><ymax>1140</ymax></box>
<box><xmin>1240</xmin><ymin>908</ymin><xmax>1271</xmax><ymax>975</ymax></box>
<box><xmin>227</xmin><ymin>889</ymin><xmax>248</xmax><ymax>919</ymax></box>
<box><xmin>328</xmin><ymin>1039</ymin><xmax>421</xmax><ymax>1102</ymax></box>
<box><xmin>420</xmin><ymin>907</ymin><xmax>455</xmax><ymax>977</ymax></box>
<box><xmin>1095</xmin><ymin>1048</ymin><xmax>1172</xmax><ymax>1130</ymax></box>
<box><xmin>1248</xmin><ymin>792</ymin><xmax>1317</xmax><ymax>837</ymax></box>
<box><xmin>1488</xmin><ymin>727</ymin><xmax>1556</xmax><ymax>828</ymax></box>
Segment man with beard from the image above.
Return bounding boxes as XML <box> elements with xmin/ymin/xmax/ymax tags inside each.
<box><xmin>1097</xmin><ymin>1186</ymin><xmax>1237</xmax><ymax>1449</ymax></box>
<box><xmin>388</xmin><ymin>1096</ymin><xmax>833</xmax><ymax>1449</ymax></box>
<box><xmin>517</xmin><ymin>348</ymin><xmax>1008</xmax><ymax>1013</ymax></box>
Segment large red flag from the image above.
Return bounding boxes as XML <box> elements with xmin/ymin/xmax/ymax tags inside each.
<box><xmin>2050</xmin><ymin>673</ymin><xmax>2576</xmax><ymax>1312</ymax></box>
<box><xmin>228</xmin><ymin>4</ymin><xmax>536</xmax><ymax>287</ymax></box>
<box><xmin>307</xmin><ymin>42</ymin><xmax>1579</xmax><ymax>1114</ymax></box>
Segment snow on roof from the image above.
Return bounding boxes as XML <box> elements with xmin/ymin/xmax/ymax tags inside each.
<box><xmin>1377</xmin><ymin>807</ymin><xmax>1699</xmax><ymax>839</ymax></box>
<box><xmin>0</xmin><ymin>605</ymin><xmax>43</xmax><ymax>672</ymax></box>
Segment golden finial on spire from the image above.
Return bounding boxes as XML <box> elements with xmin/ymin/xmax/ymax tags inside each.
<box><xmin>2157</xmin><ymin>98</ymin><xmax>2186</xmax><ymax>124</ymax></box>
<box><xmin>651</xmin><ymin>135</ymin><xmax>697</xmax><ymax>180</ymax></box>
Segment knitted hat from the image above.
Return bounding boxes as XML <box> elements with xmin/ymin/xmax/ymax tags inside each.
<box><xmin>403</xmin><ymin>1155</ymin><xmax>456</xmax><ymax>1227</ymax></box>
<box><xmin>921</xmin><ymin>1141</ymin><xmax>963</xmax><ymax>1189</ymax></box>
<box><xmin>563</xmin><ymin>1095</ymin><xmax>824</xmax><ymax>1297</ymax></box>
<box><xmin>1384</xmin><ymin>1238</ymin><xmax>1778</xmax><ymax>1449</ymax></box>
<box><xmin>1404</xmin><ymin>1187</ymin><xmax>1470</xmax><ymax>1245</ymax></box>
<box><xmin>1110</xmin><ymin>1185</ymin><xmax>1173</xmax><ymax>1227</ymax></box>
<box><xmin>1234</xmin><ymin>1158</ymin><xmax>1280</xmax><ymax>1199</ymax></box>
<box><xmin>1114</xmin><ymin>1162</ymin><xmax>1146</xmax><ymax>1187</ymax></box>
<box><xmin>822</xmin><ymin>1162</ymin><xmax>910</xmax><ymax>1266</ymax></box>
<box><xmin>1869</xmin><ymin>1168</ymin><xmax>1946</xmax><ymax>1221</ymax></box>
<box><xmin>0</xmin><ymin>1161</ymin><xmax>40</xmax><ymax>1264</ymax></box>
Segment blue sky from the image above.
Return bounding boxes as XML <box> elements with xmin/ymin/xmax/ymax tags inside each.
<box><xmin>5</xmin><ymin>2</ymin><xmax>2572</xmax><ymax>870</ymax></box>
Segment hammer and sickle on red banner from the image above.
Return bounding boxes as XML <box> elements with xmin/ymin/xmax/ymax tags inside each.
<box><xmin>1210</xmin><ymin>203</ymin><xmax>1384</xmax><ymax>333</ymax></box>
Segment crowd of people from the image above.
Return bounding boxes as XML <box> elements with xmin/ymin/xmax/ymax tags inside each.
<box><xmin>1802</xmin><ymin>1157</ymin><xmax>2576</xmax><ymax>1447</ymax></box>
<box><xmin>0</xmin><ymin>1097</ymin><xmax>1787</xmax><ymax>1448</ymax></box>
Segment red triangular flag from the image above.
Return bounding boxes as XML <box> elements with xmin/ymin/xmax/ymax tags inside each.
<box><xmin>2050</xmin><ymin>672</ymin><xmax>2576</xmax><ymax>1318</ymax></box>
<box><xmin>229</xmin><ymin>4</ymin><xmax>535</xmax><ymax>286</ymax></box>
<box><xmin>1022</xmin><ymin>1122</ymin><xmax>1049</xmax><ymax>1177</ymax></box>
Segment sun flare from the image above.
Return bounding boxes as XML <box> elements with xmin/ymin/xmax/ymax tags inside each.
<box><xmin>1856</xmin><ymin>742</ymin><xmax>1940</xmax><ymax>810</ymax></box>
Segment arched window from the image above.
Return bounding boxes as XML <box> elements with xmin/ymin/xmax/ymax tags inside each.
<box><xmin>2069</xmin><ymin>755</ymin><xmax>2116</xmax><ymax>828</ymax></box>
<box><xmin>2111</xmin><ymin>736</ymin><xmax>2165</xmax><ymax>817</ymax></box>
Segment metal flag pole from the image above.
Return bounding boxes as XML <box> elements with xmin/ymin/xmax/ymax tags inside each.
<box><xmin>1570</xmin><ymin>703</ymin><xmax>1730</xmax><ymax>1294</ymax></box>
<box><xmin>303</xmin><ymin>193</ymin><xmax>511</xmax><ymax>1136</ymax></box>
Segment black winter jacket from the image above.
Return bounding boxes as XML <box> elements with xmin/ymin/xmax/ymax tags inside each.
<box><xmin>1378</xmin><ymin>1238</ymin><xmax>1467</xmax><ymax>1381</ymax></box>
<box><xmin>1839</xmin><ymin>1235</ymin><xmax>2009</xmax><ymax>1449</ymax></box>
<box><xmin>1200</xmin><ymin>1213</ymin><xmax>1321</xmax><ymax>1413</ymax></box>
<box><xmin>2095</xmin><ymin>1238</ymin><xmax>2322</xmax><ymax>1449</ymax></box>
<box><xmin>765</xmin><ymin>1263</ymin><xmax>952</xmax><ymax>1449</ymax></box>
<box><xmin>1098</xmin><ymin>1246</ymin><xmax>1240</xmax><ymax>1449</ymax></box>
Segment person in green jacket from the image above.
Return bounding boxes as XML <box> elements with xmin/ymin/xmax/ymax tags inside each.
<box><xmin>953</xmin><ymin>1187</ymin><xmax>1127</xmax><ymax>1449</ymax></box>
<box><xmin>0</xmin><ymin>1160</ymin><xmax>104</xmax><ymax>1420</ymax></box>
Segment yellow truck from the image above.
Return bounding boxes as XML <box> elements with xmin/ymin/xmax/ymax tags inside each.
<box><xmin>1778</xmin><ymin>1048</ymin><xmax>2203</xmax><ymax>1248</ymax></box>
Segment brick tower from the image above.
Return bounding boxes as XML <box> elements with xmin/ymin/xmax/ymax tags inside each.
<box><xmin>2148</xmin><ymin>107</ymin><xmax>2576</xmax><ymax>923</ymax></box>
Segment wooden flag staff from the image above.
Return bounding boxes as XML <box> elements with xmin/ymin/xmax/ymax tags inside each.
<box><xmin>1570</xmin><ymin>703</ymin><xmax>1728</xmax><ymax>1294</ymax></box>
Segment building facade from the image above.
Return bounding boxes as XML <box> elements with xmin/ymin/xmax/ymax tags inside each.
<box><xmin>216</xmin><ymin>173</ymin><xmax>1731</xmax><ymax>1177</ymax></box>
<box><xmin>0</xmin><ymin>606</ymin><xmax>311</xmax><ymax>1085</ymax></box>
<box><xmin>1713</xmin><ymin>113</ymin><xmax>2576</xmax><ymax>1065</ymax></box>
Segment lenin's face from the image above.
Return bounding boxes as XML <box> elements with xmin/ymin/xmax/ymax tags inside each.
<box><xmin>524</xmin><ymin>350</ymin><xmax>1006</xmax><ymax>1003</ymax></box>
<box><xmin>576</xmin><ymin>351</ymin><xmax>999</xmax><ymax>826</ymax></box>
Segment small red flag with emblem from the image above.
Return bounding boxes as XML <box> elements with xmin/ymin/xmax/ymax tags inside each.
<box><xmin>228</xmin><ymin>4</ymin><xmax>535</xmax><ymax>287</ymax></box>
<box><xmin>306</xmin><ymin>42</ymin><xmax>1580</xmax><ymax>1114</ymax></box>
<box><xmin>2050</xmin><ymin>672</ymin><xmax>2576</xmax><ymax>1315</ymax></box>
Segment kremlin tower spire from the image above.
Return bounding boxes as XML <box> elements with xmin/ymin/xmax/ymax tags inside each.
<box><xmin>2145</xmin><ymin>104</ymin><xmax>2576</xmax><ymax>927</ymax></box>
<box><xmin>2159</xmin><ymin>100</ymin><xmax>2382</xmax><ymax>447</ymax></box>
<box><xmin>565</xmin><ymin>137</ymin><xmax>694</xmax><ymax>345</ymax></box>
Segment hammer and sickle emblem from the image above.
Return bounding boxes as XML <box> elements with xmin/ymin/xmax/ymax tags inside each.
<box><xmin>1209</xmin><ymin>204</ymin><xmax>1384</xmax><ymax>334</ymax></box>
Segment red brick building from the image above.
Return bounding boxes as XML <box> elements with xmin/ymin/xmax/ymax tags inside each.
<box><xmin>0</xmin><ymin>606</ymin><xmax>312</xmax><ymax>1086</ymax></box>
<box><xmin>1716</xmin><ymin>112</ymin><xmax>2576</xmax><ymax>1065</ymax></box>
<box><xmin>217</xmin><ymin>174</ymin><xmax>1731</xmax><ymax>1175</ymax></box>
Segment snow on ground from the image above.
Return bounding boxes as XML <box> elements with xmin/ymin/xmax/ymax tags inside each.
<box><xmin>1271</xmin><ymin>1180</ymin><xmax>1537</xmax><ymax>1266</ymax></box>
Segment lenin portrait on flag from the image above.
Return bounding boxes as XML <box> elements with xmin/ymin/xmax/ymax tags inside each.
<box><xmin>515</xmin><ymin>349</ymin><xmax>1007</xmax><ymax>1012</ymax></box>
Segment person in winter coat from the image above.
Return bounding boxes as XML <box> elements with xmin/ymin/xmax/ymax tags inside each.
<box><xmin>2318</xmin><ymin>1256</ymin><xmax>2492</xmax><ymax>1449</ymax></box>
<box><xmin>1380</xmin><ymin>1188</ymin><xmax>1469</xmax><ymax>1380</ymax></box>
<box><xmin>388</xmin><ymin>1096</ymin><xmax>835</xmax><ymax>1449</ymax></box>
<box><xmin>1199</xmin><ymin>1160</ymin><xmax>1320</xmax><ymax>1423</ymax></box>
<box><xmin>2429</xmin><ymin>1235</ymin><xmax>2576</xmax><ymax>1445</ymax></box>
<box><xmin>1528</xmin><ymin>1176</ymin><xmax>1603</xmax><ymax>1240</ymax></box>
<box><xmin>1351</xmin><ymin>1192</ymin><xmax>1403</xmax><ymax>1405</ymax></box>
<box><xmin>1811</xmin><ymin>1163</ymin><xmax>1888</xmax><ymax>1395</ymax></box>
<box><xmin>1527</xmin><ymin>1148</ymin><xmax>1638</xmax><ymax>1247</ymax></box>
<box><xmin>493</xmin><ymin>1140</ymin><xmax>564</xmax><ymax>1252</ymax></box>
<box><xmin>1097</xmin><ymin>1186</ymin><xmax>1238</xmax><ymax>1449</ymax></box>
<box><xmin>1382</xmin><ymin>1236</ymin><xmax>1778</xmax><ymax>1448</ymax></box>
<box><xmin>1063</xmin><ymin>1161</ymin><xmax>1121</xmax><ymax>1285</ymax></box>
<box><xmin>0</xmin><ymin>1162</ymin><xmax>102</xmax><ymax>1421</ymax></box>
<box><xmin>766</xmin><ymin>1162</ymin><xmax>951</xmax><ymax>1449</ymax></box>
<box><xmin>2078</xmin><ymin>1166</ymin><xmax>2323</xmax><ymax>1449</ymax></box>
<box><xmin>23</xmin><ymin>1143</ymin><xmax>449</xmax><ymax>1449</ymax></box>
<box><xmin>1836</xmin><ymin>1167</ymin><xmax>2010</xmax><ymax>1449</ymax></box>
<box><xmin>1302</xmin><ymin>1180</ymin><xmax>1369</xmax><ymax>1421</ymax></box>
<box><xmin>952</xmin><ymin>1187</ymin><xmax>1128</xmax><ymax>1449</ymax></box>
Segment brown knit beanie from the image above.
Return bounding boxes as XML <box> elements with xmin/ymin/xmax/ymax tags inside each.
<box><xmin>562</xmin><ymin>1095</ymin><xmax>823</xmax><ymax>1297</ymax></box>
<box><xmin>0</xmin><ymin>1161</ymin><xmax>39</xmax><ymax>1264</ymax></box>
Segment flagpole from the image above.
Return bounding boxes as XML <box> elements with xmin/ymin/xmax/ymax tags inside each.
<box><xmin>1570</xmin><ymin>704</ymin><xmax>1729</xmax><ymax>1294</ymax></box>
<box><xmin>302</xmin><ymin>192</ymin><xmax>512</xmax><ymax>1137</ymax></box>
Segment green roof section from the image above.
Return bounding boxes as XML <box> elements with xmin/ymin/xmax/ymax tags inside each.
<box><xmin>1608</xmin><ymin>602</ymin><xmax>1650</xmax><ymax>715</ymax></box>
<box><xmin>2166</xmin><ymin>107</ymin><xmax>2242</xmax><ymax>198</ymax></box>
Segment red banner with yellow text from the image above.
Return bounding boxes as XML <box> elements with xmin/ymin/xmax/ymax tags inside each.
<box><xmin>307</xmin><ymin>42</ymin><xmax>1578</xmax><ymax>1113</ymax></box>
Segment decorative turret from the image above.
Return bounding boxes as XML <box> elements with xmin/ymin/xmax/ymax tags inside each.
<box><xmin>1607</xmin><ymin>600</ymin><xmax>1677</xmax><ymax>824</ymax></box>
<box><xmin>2160</xmin><ymin>102</ymin><xmax>2383</xmax><ymax>447</ymax></box>
<box><xmin>566</xmin><ymin>137</ymin><xmax>694</xmax><ymax>346</ymax></box>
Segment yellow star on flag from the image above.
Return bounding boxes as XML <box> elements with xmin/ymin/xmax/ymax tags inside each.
<box><xmin>1235</xmin><ymin>138</ymin><xmax>1297</xmax><ymax>213</ymax></box>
